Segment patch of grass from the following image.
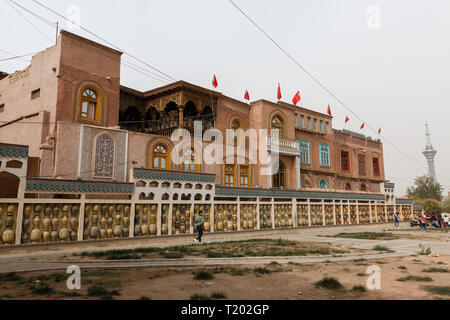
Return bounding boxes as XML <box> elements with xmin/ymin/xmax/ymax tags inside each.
<box><xmin>194</xmin><ymin>271</ymin><xmax>214</xmax><ymax>281</ymax></box>
<box><xmin>314</xmin><ymin>277</ymin><xmax>343</xmax><ymax>290</ymax></box>
<box><xmin>253</xmin><ymin>267</ymin><xmax>272</xmax><ymax>275</ymax></box>
<box><xmin>373</xmin><ymin>245</ymin><xmax>395</xmax><ymax>253</ymax></box>
<box><xmin>268</xmin><ymin>261</ymin><xmax>281</xmax><ymax>267</ymax></box>
<box><xmin>329</xmin><ymin>232</ymin><xmax>399</xmax><ymax>240</ymax></box>
<box><xmin>140</xmin><ymin>296</ymin><xmax>151</xmax><ymax>300</ymax></box>
<box><xmin>352</xmin><ymin>285</ymin><xmax>367</xmax><ymax>292</ymax></box>
<box><xmin>417</xmin><ymin>244</ymin><xmax>431</xmax><ymax>255</ymax></box>
<box><xmin>161</xmin><ymin>251</ymin><xmax>185</xmax><ymax>259</ymax></box>
<box><xmin>211</xmin><ymin>292</ymin><xmax>227</xmax><ymax>299</ymax></box>
<box><xmin>422</xmin><ymin>267</ymin><xmax>449</xmax><ymax>273</ymax></box>
<box><xmin>87</xmin><ymin>284</ymin><xmax>121</xmax><ymax>300</ymax></box>
<box><xmin>0</xmin><ymin>272</ymin><xmax>23</xmax><ymax>282</ymax></box>
<box><xmin>423</xmin><ymin>286</ymin><xmax>450</xmax><ymax>296</ymax></box>
<box><xmin>357</xmin><ymin>273</ymin><xmax>366</xmax><ymax>277</ymax></box>
<box><xmin>436</xmin><ymin>262</ymin><xmax>446</xmax><ymax>265</ymax></box>
<box><xmin>375</xmin><ymin>260</ymin><xmax>387</xmax><ymax>265</ymax></box>
<box><xmin>31</xmin><ymin>283</ymin><xmax>55</xmax><ymax>296</ymax></box>
<box><xmin>58</xmin><ymin>291</ymin><xmax>82</xmax><ymax>297</ymax></box>
<box><xmin>48</xmin><ymin>273</ymin><xmax>66</xmax><ymax>283</ymax></box>
<box><xmin>397</xmin><ymin>275</ymin><xmax>433</xmax><ymax>282</ymax></box>
<box><xmin>398</xmin><ymin>266</ymin><xmax>407</xmax><ymax>270</ymax></box>
<box><xmin>190</xmin><ymin>293</ymin><xmax>211</xmax><ymax>300</ymax></box>
<box><xmin>83</xmin><ymin>270</ymin><xmax>119</xmax><ymax>277</ymax></box>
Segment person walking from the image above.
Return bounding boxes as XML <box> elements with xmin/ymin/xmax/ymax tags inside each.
<box><xmin>418</xmin><ymin>216</ymin><xmax>427</xmax><ymax>230</ymax></box>
<box><xmin>444</xmin><ymin>215</ymin><xmax>449</xmax><ymax>228</ymax></box>
<box><xmin>194</xmin><ymin>211</ymin><xmax>205</xmax><ymax>244</ymax></box>
<box><xmin>437</xmin><ymin>213</ymin><xmax>442</xmax><ymax>228</ymax></box>
<box><xmin>394</xmin><ymin>212</ymin><xmax>400</xmax><ymax>229</ymax></box>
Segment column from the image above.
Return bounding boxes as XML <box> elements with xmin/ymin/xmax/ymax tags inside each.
<box><xmin>347</xmin><ymin>202</ymin><xmax>351</xmax><ymax>224</ymax></box>
<box><xmin>14</xmin><ymin>176</ymin><xmax>27</xmax><ymax>245</ymax></box>
<box><xmin>369</xmin><ymin>204</ymin><xmax>373</xmax><ymax>224</ymax></box>
<box><xmin>322</xmin><ymin>200</ymin><xmax>326</xmax><ymax>226</ymax></box>
<box><xmin>340</xmin><ymin>203</ymin><xmax>344</xmax><ymax>225</ymax></box>
<box><xmin>168</xmin><ymin>202</ymin><xmax>174</xmax><ymax>236</ymax></box>
<box><xmin>178</xmin><ymin>106</ymin><xmax>184</xmax><ymax>129</ymax></box>
<box><xmin>129</xmin><ymin>200</ymin><xmax>136</xmax><ymax>239</ymax></box>
<box><xmin>211</xmin><ymin>204</ymin><xmax>215</xmax><ymax>233</ymax></box>
<box><xmin>293</xmin><ymin>198</ymin><xmax>298</xmax><ymax>228</ymax></box>
<box><xmin>267</xmin><ymin>152</ymin><xmax>272</xmax><ymax>189</ymax></box>
<box><xmin>271</xmin><ymin>199</ymin><xmax>275</xmax><ymax>229</ymax></box>
<box><xmin>296</xmin><ymin>156</ymin><xmax>301</xmax><ymax>189</ymax></box>
<box><xmin>333</xmin><ymin>202</ymin><xmax>337</xmax><ymax>225</ymax></box>
<box><xmin>77</xmin><ymin>194</ymin><xmax>86</xmax><ymax>242</ymax></box>
<box><xmin>237</xmin><ymin>199</ymin><xmax>241</xmax><ymax>231</ymax></box>
<box><xmin>256</xmin><ymin>197</ymin><xmax>261</xmax><ymax>230</ymax></box>
<box><xmin>356</xmin><ymin>203</ymin><xmax>360</xmax><ymax>224</ymax></box>
<box><xmin>189</xmin><ymin>204</ymin><xmax>195</xmax><ymax>234</ymax></box>
<box><xmin>384</xmin><ymin>203</ymin><xmax>388</xmax><ymax>223</ymax></box>
<box><xmin>157</xmin><ymin>203</ymin><xmax>162</xmax><ymax>236</ymax></box>
<box><xmin>307</xmin><ymin>200</ymin><xmax>312</xmax><ymax>227</ymax></box>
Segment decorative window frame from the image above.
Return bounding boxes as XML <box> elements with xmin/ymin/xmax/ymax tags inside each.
<box><xmin>319</xmin><ymin>144</ymin><xmax>331</xmax><ymax>167</ymax></box>
<box><xmin>73</xmin><ymin>81</ymin><xmax>106</xmax><ymax>126</ymax></box>
<box><xmin>298</xmin><ymin>140</ymin><xmax>310</xmax><ymax>165</ymax></box>
<box><xmin>92</xmin><ymin>132</ymin><xmax>116</xmax><ymax>180</ymax></box>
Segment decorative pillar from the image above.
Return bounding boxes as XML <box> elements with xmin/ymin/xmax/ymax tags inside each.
<box><xmin>77</xmin><ymin>194</ymin><xmax>86</xmax><ymax>242</ymax></box>
<box><xmin>211</xmin><ymin>204</ymin><xmax>215</xmax><ymax>233</ymax></box>
<box><xmin>369</xmin><ymin>204</ymin><xmax>373</xmax><ymax>224</ymax></box>
<box><xmin>333</xmin><ymin>202</ymin><xmax>337</xmax><ymax>225</ymax></box>
<box><xmin>293</xmin><ymin>198</ymin><xmax>298</xmax><ymax>228</ymax></box>
<box><xmin>296</xmin><ymin>156</ymin><xmax>301</xmax><ymax>189</ymax></box>
<box><xmin>384</xmin><ymin>203</ymin><xmax>388</xmax><ymax>223</ymax></box>
<box><xmin>271</xmin><ymin>198</ymin><xmax>275</xmax><ymax>229</ymax></box>
<box><xmin>237</xmin><ymin>199</ymin><xmax>241</xmax><ymax>231</ymax></box>
<box><xmin>189</xmin><ymin>204</ymin><xmax>195</xmax><ymax>234</ymax></box>
<box><xmin>340</xmin><ymin>203</ymin><xmax>344</xmax><ymax>225</ymax></box>
<box><xmin>157</xmin><ymin>203</ymin><xmax>162</xmax><ymax>236</ymax></box>
<box><xmin>168</xmin><ymin>202</ymin><xmax>173</xmax><ymax>236</ymax></box>
<box><xmin>129</xmin><ymin>199</ymin><xmax>136</xmax><ymax>239</ymax></box>
<box><xmin>356</xmin><ymin>203</ymin><xmax>360</xmax><ymax>224</ymax></box>
<box><xmin>307</xmin><ymin>200</ymin><xmax>312</xmax><ymax>227</ymax></box>
<box><xmin>322</xmin><ymin>200</ymin><xmax>326</xmax><ymax>226</ymax></box>
<box><xmin>347</xmin><ymin>202</ymin><xmax>351</xmax><ymax>224</ymax></box>
<box><xmin>256</xmin><ymin>197</ymin><xmax>261</xmax><ymax>230</ymax></box>
<box><xmin>178</xmin><ymin>107</ymin><xmax>184</xmax><ymax>129</ymax></box>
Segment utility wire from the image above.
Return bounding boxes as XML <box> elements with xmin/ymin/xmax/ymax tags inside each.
<box><xmin>0</xmin><ymin>48</ymin><xmax>32</xmax><ymax>63</ymax></box>
<box><xmin>32</xmin><ymin>0</ymin><xmax>177</xmax><ymax>83</ymax></box>
<box><xmin>226</xmin><ymin>0</ymin><xmax>450</xmax><ymax>185</ymax></box>
<box><xmin>7</xmin><ymin>0</ymin><xmax>56</xmax><ymax>28</ymax></box>
<box><xmin>4</xmin><ymin>0</ymin><xmax>53</xmax><ymax>42</ymax></box>
<box><xmin>0</xmin><ymin>51</ymin><xmax>40</xmax><ymax>62</ymax></box>
<box><xmin>122</xmin><ymin>61</ymin><xmax>171</xmax><ymax>85</ymax></box>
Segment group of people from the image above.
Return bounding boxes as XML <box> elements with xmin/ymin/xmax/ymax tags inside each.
<box><xmin>414</xmin><ymin>212</ymin><xmax>449</xmax><ymax>230</ymax></box>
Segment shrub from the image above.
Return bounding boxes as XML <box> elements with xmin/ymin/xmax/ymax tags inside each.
<box><xmin>211</xmin><ymin>292</ymin><xmax>227</xmax><ymax>299</ymax></box>
<box><xmin>31</xmin><ymin>284</ymin><xmax>55</xmax><ymax>296</ymax></box>
<box><xmin>422</xmin><ymin>267</ymin><xmax>449</xmax><ymax>273</ymax></box>
<box><xmin>396</xmin><ymin>276</ymin><xmax>433</xmax><ymax>282</ymax></box>
<box><xmin>352</xmin><ymin>285</ymin><xmax>367</xmax><ymax>292</ymax></box>
<box><xmin>190</xmin><ymin>293</ymin><xmax>211</xmax><ymax>300</ymax></box>
<box><xmin>373</xmin><ymin>245</ymin><xmax>394</xmax><ymax>253</ymax></box>
<box><xmin>194</xmin><ymin>271</ymin><xmax>214</xmax><ymax>281</ymax></box>
<box><xmin>314</xmin><ymin>277</ymin><xmax>343</xmax><ymax>290</ymax></box>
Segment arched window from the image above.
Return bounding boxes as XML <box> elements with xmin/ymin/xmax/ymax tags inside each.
<box><xmin>272</xmin><ymin>161</ymin><xmax>286</xmax><ymax>188</ymax></box>
<box><xmin>360</xmin><ymin>184</ymin><xmax>367</xmax><ymax>192</ymax></box>
<box><xmin>320</xmin><ymin>179</ymin><xmax>328</xmax><ymax>190</ymax></box>
<box><xmin>152</xmin><ymin>144</ymin><xmax>170</xmax><ymax>170</ymax></box>
<box><xmin>94</xmin><ymin>134</ymin><xmax>114</xmax><ymax>177</ymax></box>
<box><xmin>345</xmin><ymin>183</ymin><xmax>351</xmax><ymax>191</ymax></box>
<box><xmin>79</xmin><ymin>87</ymin><xmax>101</xmax><ymax>122</ymax></box>
<box><xmin>231</xmin><ymin>118</ymin><xmax>243</xmax><ymax>146</ymax></box>
<box><xmin>271</xmin><ymin>114</ymin><xmax>286</xmax><ymax>138</ymax></box>
<box><xmin>184</xmin><ymin>149</ymin><xmax>198</xmax><ymax>172</ymax></box>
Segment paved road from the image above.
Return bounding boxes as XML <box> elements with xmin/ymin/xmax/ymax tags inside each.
<box><xmin>0</xmin><ymin>223</ymin><xmax>448</xmax><ymax>274</ymax></box>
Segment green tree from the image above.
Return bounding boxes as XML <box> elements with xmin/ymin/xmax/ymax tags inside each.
<box><xmin>406</xmin><ymin>175</ymin><xmax>443</xmax><ymax>202</ymax></box>
<box><xmin>416</xmin><ymin>199</ymin><xmax>442</xmax><ymax>215</ymax></box>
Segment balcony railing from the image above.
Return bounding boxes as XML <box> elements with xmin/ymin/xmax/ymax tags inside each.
<box><xmin>267</xmin><ymin>136</ymin><xmax>300</xmax><ymax>155</ymax></box>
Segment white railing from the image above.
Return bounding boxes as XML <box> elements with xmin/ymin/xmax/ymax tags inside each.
<box><xmin>267</xmin><ymin>136</ymin><xmax>299</xmax><ymax>150</ymax></box>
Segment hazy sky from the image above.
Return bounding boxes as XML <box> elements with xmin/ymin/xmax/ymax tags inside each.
<box><xmin>1</xmin><ymin>0</ymin><xmax>449</xmax><ymax>196</ymax></box>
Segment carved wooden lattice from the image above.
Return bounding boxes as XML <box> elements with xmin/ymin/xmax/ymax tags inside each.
<box><xmin>95</xmin><ymin>134</ymin><xmax>114</xmax><ymax>177</ymax></box>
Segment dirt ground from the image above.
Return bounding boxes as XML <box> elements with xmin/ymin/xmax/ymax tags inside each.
<box><xmin>1</xmin><ymin>254</ymin><xmax>449</xmax><ymax>300</ymax></box>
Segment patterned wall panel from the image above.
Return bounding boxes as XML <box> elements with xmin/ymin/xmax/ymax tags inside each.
<box><xmin>0</xmin><ymin>204</ymin><xmax>17</xmax><ymax>245</ymax></box>
<box><xmin>193</xmin><ymin>204</ymin><xmax>212</xmax><ymax>232</ymax></box>
<box><xmin>259</xmin><ymin>204</ymin><xmax>273</xmax><ymax>229</ymax></box>
<box><xmin>214</xmin><ymin>204</ymin><xmax>237</xmax><ymax>232</ymax></box>
<box><xmin>240</xmin><ymin>204</ymin><xmax>257</xmax><ymax>231</ymax></box>
<box><xmin>22</xmin><ymin>204</ymin><xmax>80</xmax><ymax>244</ymax></box>
<box><xmin>387</xmin><ymin>206</ymin><xmax>395</xmax><ymax>222</ymax></box>
<box><xmin>324</xmin><ymin>205</ymin><xmax>334</xmax><ymax>226</ymax></box>
<box><xmin>336</xmin><ymin>205</ymin><xmax>343</xmax><ymax>225</ymax></box>
<box><xmin>83</xmin><ymin>204</ymin><xmax>130</xmax><ymax>240</ymax></box>
<box><xmin>349</xmin><ymin>205</ymin><xmax>357</xmax><ymax>224</ymax></box>
<box><xmin>402</xmin><ymin>206</ymin><xmax>413</xmax><ymax>221</ymax></box>
<box><xmin>343</xmin><ymin>205</ymin><xmax>350</xmax><ymax>224</ymax></box>
<box><xmin>134</xmin><ymin>204</ymin><xmax>158</xmax><ymax>237</ymax></box>
<box><xmin>274</xmin><ymin>204</ymin><xmax>293</xmax><ymax>229</ymax></box>
<box><xmin>359</xmin><ymin>206</ymin><xmax>370</xmax><ymax>224</ymax></box>
<box><xmin>172</xmin><ymin>204</ymin><xmax>191</xmax><ymax>235</ymax></box>
<box><xmin>297</xmin><ymin>204</ymin><xmax>309</xmax><ymax>227</ymax></box>
<box><xmin>310</xmin><ymin>205</ymin><xmax>323</xmax><ymax>226</ymax></box>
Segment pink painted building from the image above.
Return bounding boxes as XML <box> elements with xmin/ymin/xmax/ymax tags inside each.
<box><xmin>0</xmin><ymin>30</ymin><xmax>385</xmax><ymax>193</ymax></box>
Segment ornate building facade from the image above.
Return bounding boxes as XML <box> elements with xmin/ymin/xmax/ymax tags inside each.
<box><xmin>0</xmin><ymin>31</ymin><xmax>416</xmax><ymax>247</ymax></box>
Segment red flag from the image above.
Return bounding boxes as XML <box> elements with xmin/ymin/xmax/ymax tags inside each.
<box><xmin>244</xmin><ymin>90</ymin><xmax>250</xmax><ymax>101</ymax></box>
<box><xmin>378</xmin><ymin>128</ymin><xmax>381</xmax><ymax>134</ymax></box>
<box><xmin>345</xmin><ymin>116</ymin><xmax>350</xmax><ymax>123</ymax></box>
<box><xmin>360</xmin><ymin>122</ymin><xmax>365</xmax><ymax>130</ymax></box>
<box><xmin>212</xmin><ymin>74</ymin><xmax>218</xmax><ymax>88</ymax></box>
<box><xmin>327</xmin><ymin>105</ymin><xmax>332</xmax><ymax>116</ymax></box>
<box><xmin>292</xmin><ymin>91</ymin><xmax>301</xmax><ymax>106</ymax></box>
<box><xmin>277</xmin><ymin>83</ymin><xmax>282</xmax><ymax>100</ymax></box>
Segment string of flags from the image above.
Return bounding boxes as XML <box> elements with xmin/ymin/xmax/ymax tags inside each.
<box><xmin>211</xmin><ymin>75</ymin><xmax>382</xmax><ymax>136</ymax></box>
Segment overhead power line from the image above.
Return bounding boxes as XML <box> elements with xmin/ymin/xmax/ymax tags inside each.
<box><xmin>32</xmin><ymin>0</ymin><xmax>177</xmax><ymax>83</ymax></box>
<box><xmin>4</xmin><ymin>0</ymin><xmax>53</xmax><ymax>42</ymax></box>
<box><xmin>0</xmin><ymin>50</ymin><xmax>40</xmax><ymax>62</ymax></box>
<box><xmin>7</xmin><ymin>0</ymin><xmax>56</xmax><ymax>28</ymax></box>
<box><xmin>226</xmin><ymin>0</ymin><xmax>450</xmax><ymax>185</ymax></box>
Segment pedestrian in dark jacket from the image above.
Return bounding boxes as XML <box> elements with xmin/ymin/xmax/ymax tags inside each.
<box><xmin>194</xmin><ymin>211</ymin><xmax>205</xmax><ymax>244</ymax></box>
